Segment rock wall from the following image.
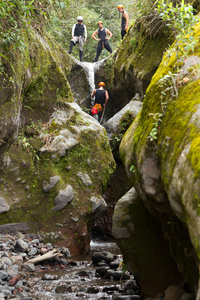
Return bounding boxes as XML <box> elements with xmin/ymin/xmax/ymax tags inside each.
<box><xmin>112</xmin><ymin>187</ymin><xmax>183</xmax><ymax>297</ymax></box>
<box><xmin>96</xmin><ymin>18</ymin><xmax>173</xmax><ymax>119</ymax></box>
<box><xmin>0</xmin><ymin>29</ymin><xmax>116</xmax><ymax>255</ymax></box>
<box><xmin>118</xmin><ymin>21</ymin><xmax>200</xmax><ymax>296</ymax></box>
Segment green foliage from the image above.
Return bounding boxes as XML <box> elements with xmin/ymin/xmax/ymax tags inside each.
<box><xmin>148</xmin><ymin>113</ymin><xmax>163</xmax><ymax>142</ymax></box>
<box><xmin>0</xmin><ymin>0</ymin><xmax>136</xmax><ymax>63</ymax></box>
<box><xmin>130</xmin><ymin>164</ymin><xmax>136</xmax><ymax>173</ymax></box>
<box><xmin>156</xmin><ymin>0</ymin><xmax>199</xmax><ymax>60</ymax></box>
<box><xmin>147</xmin><ymin>0</ymin><xmax>199</xmax><ymax>143</ymax></box>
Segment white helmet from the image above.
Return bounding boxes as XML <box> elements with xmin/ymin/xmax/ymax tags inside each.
<box><xmin>77</xmin><ymin>16</ymin><xmax>83</xmax><ymax>22</ymax></box>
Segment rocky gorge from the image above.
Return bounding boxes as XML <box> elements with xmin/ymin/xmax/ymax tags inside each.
<box><xmin>1</xmin><ymin>1</ymin><xmax>200</xmax><ymax>299</ymax></box>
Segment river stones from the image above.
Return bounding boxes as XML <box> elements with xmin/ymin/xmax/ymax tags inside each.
<box><xmin>91</xmin><ymin>251</ymin><xmax>116</xmax><ymax>264</ymax></box>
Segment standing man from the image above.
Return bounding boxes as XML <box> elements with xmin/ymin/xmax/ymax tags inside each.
<box><xmin>91</xmin><ymin>82</ymin><xmax>109</xmax><ymax>123</ymax></box>
<box><xmin>92</xmin><ymin>21</ymin><xmax>112</xmax><ymax>62</ymax></box>
<box><xmin>117</xmin><ymin>4</ymin><xmax>129</xmax><ymax>39</ymax></box>
<box><xmin>68</xmin><ymin>16</ymin><xmax>87</xmax><ymax>62</ymax></box>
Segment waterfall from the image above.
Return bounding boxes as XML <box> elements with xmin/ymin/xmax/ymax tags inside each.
<box><xmin>73</xmin><ymin>58</ymin><xmax>107</xmax><ymax>105</ymax></box>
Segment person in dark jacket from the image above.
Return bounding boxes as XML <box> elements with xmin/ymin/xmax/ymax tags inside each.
<box><xmin>117</xmin><ymin>4</ymin><xmax>129</xmax><ymax>39</ymax></box>
<box><xmin>91</xmin><ymin>82</ymin><xmax>109</xmax><ymax>122</ymax></box>
<box><xmin>68</xmin><ymin>16</ymin><xmax>87</xmax><ymax>62</ymax></box>
<box><xmin>92</xmin><ymin>21</ymin><xmax>112</xmax><ymax>62</ymax></box>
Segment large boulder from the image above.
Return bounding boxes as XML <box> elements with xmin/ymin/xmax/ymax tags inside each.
<box><xmin>119</xmin><ymin>22</ymin><xmax>200</xmax><ymax>296</ymax></box>
<box><xmin>103</xmin><ymin>95</ymin><xmax>142</xmax><ymax>158</ymax></box>
<box><xmin>112</xmin><ymin>187</ymin><xmax>182</xmax><ymax>297</ymax></box>
<box><xmin>0</xmin><ymin>99</ymin><xmax>115</xmax><ymax>256</ymax></box>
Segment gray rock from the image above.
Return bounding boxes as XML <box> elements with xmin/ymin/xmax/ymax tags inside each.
<box><xmin>23</xmin><ymin>262</ymin><xmax>36</xmax><ymax>272</ymax></box>
<box><xmin>123</xmin><ymin>280</ymin><xmax>138</xmax><ymax>292</ymax></box>
<box><xmin>109</xmin><ymin>259</ymin><xmax>120</xmax><ymax>269</ymax></box>
<box><xmin>1</xmin><ymin>257</ymin><xmax>12</xmax><ymax>267</ymax></box>
<box><xmin>28</xmin><ymin>247</ymin><xmax>38</xmax><ymax>256</ymax></box>
<box><xmin>96</xmin><ymin>266</ymin><xmax>110</xmax><ymax>277</ymax></box>
<box><xmin>43</xmin><ymin>175</ymin><xmax>60</xmax><ymax>192</ymax></box>
<box><xmin>15</xmin><ymin>239</ymin><xmax>28</xmax><ymax>252</ymax></box>
<box><xmin>31</xmin><ymin>239</ymin><xmax>40</xmax><ymax>244</ymax></box>
<box><xmin>7</xmin><ymin>265</ymin><xmax>19</xmax><ymax>278</ymax></box>
<box><xmin>92</xmin><ymin>251</ymin><xmax>116</xmax><ymax>264</ymax></box>
<box><xmin>89</xmin><ymin>195</ymin><xmax>107</xmax><ymax>213</ymax></box>
<box><xmin>112</xmin><ymin>187</ymin><xmax>137</xmax><ymax>239</ymax></box>
<box><xmin>103</xmin><ymin>99</ymin><xmax>142</xmax><ymax>139</ymax></box>
<box><xmin>52</xmin><ymin>185</ymin><xmax>73</xmax><ymax>212</ymax></box>
<box><xmin>62</xmin><ymin>247</ymin><xmax>71</xmax><ymax>258</ymax></box>
<box><xmin>60</xmin><ymin>258</ymin><xmax>69</xmax><ymax>266</ymax></box>
<box><xmin>105</xmin><ymin>269</ymin><xmax>123</xmax><ymax>280</ymax></box>
<box><xmin>0</xmin><ymin>197</ymin><xmax>10</xmax><ymax>214</ymax></box>
<box><xmin>1</xmin><ymin>286</ymin><xmax>12</xmax><ymax>297</ymax></box>
<box><xmin>0</xmin><ymin>223</ymin><xmax>30</xmax><ymax>235</ymax></box>
<box><xmin>77</xmin><ymin>171</ymin><xmax>92</xmax><ymax>186</ymax></box>
<box><xmin>0</xmin><ymin>270</ymin><xmax>8</xmax><ymax>280</ymax></box>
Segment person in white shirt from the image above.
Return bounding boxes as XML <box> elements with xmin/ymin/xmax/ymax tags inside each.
<box><xmin>68</xmin><ymin>16</ymin><xmax>87</xmax><ymax>62</ymax></box>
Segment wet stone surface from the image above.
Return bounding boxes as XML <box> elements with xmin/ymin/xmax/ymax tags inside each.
<box><xmin>0</xmin><ymin>234</ymin><xmax>141</xmax><ymax>300</ymax></box>
<box><xmin>27</xmin><ymin>245</ymin><xmax>142</xmax><ymax>299</ymax></box>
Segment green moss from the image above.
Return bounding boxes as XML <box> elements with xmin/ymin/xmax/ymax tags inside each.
<box><xmin>187</xmin><ymin>136</ymin><xmax>200</xmax><ymax>178</ymax></box>
<box><xmin>114</xmin><ymin>21</ymin><xmax>173</xmax><ymax>80</ymax></box>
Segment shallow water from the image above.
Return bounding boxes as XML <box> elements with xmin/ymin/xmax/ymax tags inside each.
<box><xmin>28</xmin><ymin>240</ymin><xmax>123</xmax><ymax>300</ymax></box>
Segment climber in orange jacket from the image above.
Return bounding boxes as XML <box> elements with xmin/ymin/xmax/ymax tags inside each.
<box><xmin>91</xmin><ymin>82</ymin><xmax>109</xmax><ymax>122</ymax></box>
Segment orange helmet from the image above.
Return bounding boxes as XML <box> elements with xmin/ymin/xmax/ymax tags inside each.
<box><xmin>117</xmin><ymin>4</ymin><xmax>124</xmax><ymax>9</ymax></box>
<box><xmin>98</xmin><ymin>21</ymin><xmax>103</xmax><ymax>24</ymax></box>
<box><xmin>99</xmin><ymin>82</ymin><xmax>105</xmax><ymax>87</ymax></box>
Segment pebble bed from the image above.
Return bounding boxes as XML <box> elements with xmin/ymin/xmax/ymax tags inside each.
<box><xmin>0</xmin><ymin>233</ymin><xmax>142</xmax><ymax>300</ymax></box>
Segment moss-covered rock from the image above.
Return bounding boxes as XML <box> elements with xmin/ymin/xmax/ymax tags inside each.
<box><xmin>0</xmin><ymin>29</ymin><xmax>76</xmax><ymax>168</ymax></box>
<box><xmin>0</xmin><ymin>102</ymin><xmax>115</xmax><ymax>255</ymax></box>
<box><xmin>119</xmin><ymin>21</ymin><xmax>200</xmax><ymax>295</ymax></box>
<box><xmin>96</xmin><ymin>17</ymin><xmax>173</xmax><ymax>120</ymax></box>
<box><xmin>103</xmin><ymin>96</ymin><xmax>142</xmax><ymax>159</ymax></box>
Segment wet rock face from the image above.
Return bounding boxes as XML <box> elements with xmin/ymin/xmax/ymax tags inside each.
<box><xmin>112</xmin><ymin>187</ymin><xmax>183</xmax><ymax>297</ymax></box>
<box><xmin>119</xmin><ymin>24</ymin><xmax>200</xmax><ymax>296</ymax></box>
<box><xmin>68</xmin><ymin>63</ymin><xmax>90</xmax><ymax>107</ymax></box>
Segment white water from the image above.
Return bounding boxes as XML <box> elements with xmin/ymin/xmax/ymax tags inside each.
<box><xmin>72</xmin><ymin>57</ymin><xmax>108</xmax><ymax>105</ymax></box>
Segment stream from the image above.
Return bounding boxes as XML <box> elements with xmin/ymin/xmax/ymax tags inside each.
<box><xmin>27</xmin><ymin>240</ymin><xmax>136</xmax><ymax>300</ymax></box>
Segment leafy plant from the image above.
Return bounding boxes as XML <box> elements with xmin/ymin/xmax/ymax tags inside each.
<box><xmin>148</xmin><ymin>113</ymin><xmax>163</xmax><ymax>142</ymax></box>
<box><xmin>130</xmin><ymin>164</ymin><xmax>136</xmax><ymax>173</ymax></box>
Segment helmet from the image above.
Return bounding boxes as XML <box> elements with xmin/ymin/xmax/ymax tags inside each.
<box><xmin>98</xmin><ymin>21</ymin><xmax>103</xmax><ymax>24</ymax></box>
<box><xmin>117</xmin><ymin>4</ymin><xmax>124</xmax><ymax>9</ymax></box>
<box><xmin>77</xmin><ymin>16</ymin><xmax>83</xmax><ymax>21</ymax></box>
<box><xmin>99</xmin><ymin>82</ymin><xmax>105</xmax><ymax>87</ymax></box>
